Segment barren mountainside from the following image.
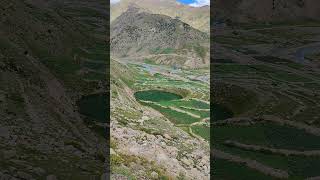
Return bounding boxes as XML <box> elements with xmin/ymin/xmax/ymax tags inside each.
<box><xmin>111</xmin><ymin>0</ymin><xmax>210</xmax><ymax>32</ymax></box>
<box><xmin>111</xmin><ymin>6</ymin><xmax>210</xmax><ymax>68</ymax></box>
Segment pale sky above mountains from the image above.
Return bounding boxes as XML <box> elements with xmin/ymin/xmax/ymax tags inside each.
<box><xmin>110</xmin><ymin>0</ymin><xmax>210</xmax><ymax>7</ymax></box>
<box><xmin>110</xmin><ymin>0</ymin><xmax>120</xmax><ymax>4</ymax></box>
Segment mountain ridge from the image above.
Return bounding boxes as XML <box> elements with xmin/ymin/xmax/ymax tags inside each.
<box><xmin>111</xmin><ymin>6</ymin><xmax>209</xmax><ymax>68</ymax></box>
<box><xmin>111</xmin><ymin>0</ymin><xmax>210</xmax><ymax>33</ymax></box>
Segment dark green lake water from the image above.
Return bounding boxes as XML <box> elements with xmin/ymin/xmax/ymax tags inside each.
<box><xmin>77</xmin><ymin>93</ymin><xmax>108</xmax><ymax>123</ymax></box>
<box><xmin>212</xmin><ymin>103</ymin><xmax>233</xmax><ymax>121</ymax></box>
<box><xmin>134</xmin><ymin>90</ymin><xmax>182</xmax><ymax>102</ymax></box>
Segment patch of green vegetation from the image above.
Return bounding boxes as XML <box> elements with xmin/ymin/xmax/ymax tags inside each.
<box><xmin>193</xmin><ymin>44</ymin><xmax>207</xmax><ymax>59</ymax></box>
<box><xmin>264</xmin><ymin>124</ymin><xmax>320</xmax><ymax>151</ymax></box>
<box><xmin>214</xmin><ymin>123</ymin><xmax>320</xmax><ymax>151</ymax></box>
<box><xmin>111</xmin><ymin>154</ymin><xmax>124</xmax><ymax>166</ymax></box>
<box><xmin>176</xmin><ymin>172</ymin><xmax>187</xmax><ymax>180</ymax></box>
<box><xmin>254</xmin><ymin>56</ymin><xmax>304</xmax><ymax>69</ymax></box>
<box><xmin>213</xmin><ymin>158</ymin><xmax>277</xmax><ymax>180</ymax></box>
<box><xmin>158</xmin><ymin>99</ymin><xmax>209</xmax><ymax>109</ymax></box>
<box><xmin>214</xmin><ymin>124</ymin><xmax>269</xmax><ymax>146</ymax></box>
<box><xmin>139</xmin><ymin>127</ymin><xmax>163</xmax><ymax>136</ymax></box>
<box><xmin>117</xmin><ymin>109</ymin><xmax>141</xmax><ymax>120</ymax></box>
<box><xmin>111</xmin><ymin>153</ymin><xmax>172</xmax><ymax>180</ymax></box>
<box><xmin>265</xmin><ymin>92</ymin><xmax>301</xmax><ymax>118</ymax></box>
<box><xmin>150</xmin><ymin>47</ymin><xmax>175</xmax><ymax>54</ymax></box>
<box><xmin>216</xmin><ymin>143</ymin><xmax>320</xmax><ymax>179</ymax></box>
<box><xmin>144</xmin><ymin>58</ymin><xmax>156</xmax><ymax>65</ymax></box>
<box><xmin>288</xmin><ymin>156</ymin><xmax>320</xmax><ymax>178</ymax></box>
<box><xmin>212</xmin><ymin>82</ymin><xmax>258</xmax><ymax>115</ymax></box>
<box><xmin>111</xmin><ymin>90</ymin><xmax>118</xmax><ymax>98</ymax></box>
<box><xmin>216</xmin><ymin>143</ymin><xmax>289</xmax><ymax>171</ymax></box>
<box><xmin>63</xmin><ymin>74</ymin><xmax>100</xmax><ymax>93</ymax></box>
<box><xmin>145</xmin><ymin>103</ymin><xmax>199</xmax><ymax>124</ymax></box>
<box><xmin>73</xmin><ymin>45</ymin><xmax>107</xmax><ymax>63</ymax></box>
<box><xmin>192</xmin><ymin>125</ymin><xmax>210</xmax><ymax>141</ymax></box>
<box><xmin>212</xmin><ymin>22</ymin><xmax>320</xmax><ymax>179</ymax></box>
<box><xmin>41</xmin><ymin>56</ymin><xmax>80</xmax><ymax>76</ymax></box>
<box><xmin>178</xmin><ymin>126</ymin><xmax>191</xmax><ymax>135</ymax></box>
<box><xmin>179</xmin><ymin>107</ymin><xmax>209</xmax><ymax>118</ymax></box>
<box><xmin>270</xmin><ymin>71</ymin><xmax>311</xmax><ymax>82</ymax></box>
<box><xmin>162</xmin><ymin>48</ymin><xmax>175</xmax><ymax>54</ymax></box>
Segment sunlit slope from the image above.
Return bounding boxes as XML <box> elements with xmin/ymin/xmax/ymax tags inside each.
<box><xmin>111</xmin><ymin>0</ymin><xmax>209</xmax><ymax>33</ymax></box>
<box><xmin>110</xmin><ymin>58</ymin><xmax>210</xmax><ymax>179</ymax></box>
<box><xmin>111</xmin><ymin>6</ymin><xmax>210</xmax><ymax>68</ymax></box>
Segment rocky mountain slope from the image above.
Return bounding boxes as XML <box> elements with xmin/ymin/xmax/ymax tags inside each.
<box><xmin>111</xmin><ymin>0</ymin><xmax>210</xmax><ymax>33</ymax></box>
<box><xmin>110</xmin><ymin>1</ymin><xmax>210</xmax><ymax>179</ymax></box>
<box><xmin>110</xmin><ymin>58</ymin><xmax>210</xmax><ymax>179</ymax></box>
<box><xmin>0</xmin><ymin>0</ymin><xmax>108</xmax><ymax>179</ymax></box>
<box><xmin>213</xmin><ymin>0</ymin><xmax>320</xmax><ymax>24</ymax></box>
<box><xmin>111</xmin><ymin>6</ymin><xmax>210</xmax><ymax>68</ymax></box>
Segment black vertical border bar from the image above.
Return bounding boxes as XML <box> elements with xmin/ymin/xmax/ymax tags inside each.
<box><xmin>209</xmin><ymin>0</ymin><xmax>214</xmax><ymax>178</ymax></box>
<box><xmin>105</xmin><ymin>0</ymin><xmax>111</xmax><ymax>178</ymax></box>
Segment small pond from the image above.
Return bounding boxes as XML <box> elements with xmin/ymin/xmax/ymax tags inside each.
<box><xmin>212</xmin><ymin>103</ymin><xmax>234</xmax><ymax>121</ymax></box>
<box><xmin>77</xmin><ymin>93</ymin><xmax>108</xmax><ymax>123</ymax></box>
<box><xmin>134</xmin><ymin>90</ymin><xmax>182</xmax><ymax>102</ymax></box>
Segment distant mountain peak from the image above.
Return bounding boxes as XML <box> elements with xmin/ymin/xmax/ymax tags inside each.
<box><xmin>111</xmin><ymin>8</ymin><xmax>209</xmax><ymax>68</ymax></box>
<box><xmin>111</xmin><ymin>0</ymin><xmax>210</xmax><ymax>32</ymax></box>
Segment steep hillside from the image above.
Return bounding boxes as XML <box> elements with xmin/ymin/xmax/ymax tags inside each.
<box><xmin>111</xmin><ymin>0</ymin><xmax>209</xmax><ymax>33</ymax></box>
<box><xmin>111</xmin><ymin>6</ymin><xmax>210</xmax><ymax>68</ymax></box>
<box><xmin>0</xmin><ymin>0</ymin><xmax>108</xmax><ymax>179</ymax></box>
<box><xmin>110</xmin><ymin>57</ymin><xmax>210</xmax><ymax>179</ymax></box>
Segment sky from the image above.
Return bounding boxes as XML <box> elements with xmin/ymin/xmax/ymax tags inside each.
<box><xmin>110</xmin><ymin>0</ymin><xmax>210</xmax><ymax>7</ymax></box>
<box><xmin>177</xmin><ymin>0</ymin><xmax>210</xmax><ymax>7</ymax></box>
<box><xmin>110</xmin><ymin>0</ymin><xmax>121</xmax><ymax>4</ymax></box>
